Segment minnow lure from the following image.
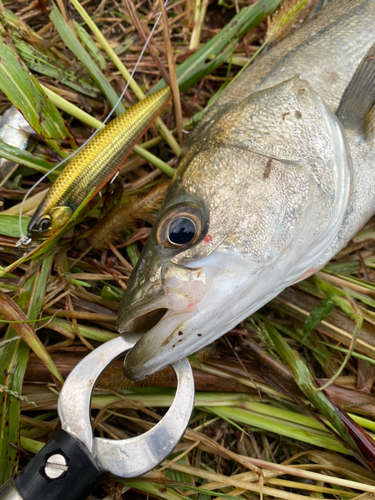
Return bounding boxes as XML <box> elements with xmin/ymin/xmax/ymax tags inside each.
<box><xmin>27</xmin><ymin>86</ymin><xmax>171</xmax><ymax>240</ymax></box>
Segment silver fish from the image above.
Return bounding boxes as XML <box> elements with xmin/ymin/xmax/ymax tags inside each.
<box><xmin>118</xmin><ymin>0</ymin><xmax>375</xmax><ymax>380</ymax></box>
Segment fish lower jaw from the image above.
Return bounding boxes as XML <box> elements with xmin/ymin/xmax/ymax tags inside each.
<box><xmin>123</xmin><ymin>309</ymin><xmax>196</xmax><ymax>380</ymax></box>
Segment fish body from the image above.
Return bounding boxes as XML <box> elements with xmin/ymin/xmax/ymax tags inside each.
<box><xmin>119</xmin><ymin>0</ymin><xmax>375</xmax><ymax>380</ymax></box>
<box><xmin>27</xmin><ymin>87</ymin><xmax>171</xmax><ymax>239</ymax></box>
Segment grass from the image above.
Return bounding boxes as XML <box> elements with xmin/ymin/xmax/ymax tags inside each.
<box><xmin>1</xmin><ymin>0</ymin><xmax>375</xmax><ymax>499</ymax></box>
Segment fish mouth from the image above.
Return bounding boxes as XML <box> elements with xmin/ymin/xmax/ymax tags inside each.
<box><xmin>120</xmin><ymin>253</ymin><xmax>249</xmax><ymax>381</ymax></box>
<box><xmin>118</xmin><ymin>295</ymin><xmax>170</xmax><ymax>335</ymax></box>
<box><xmin>128</xmin><ymin>308</ymin><xmax>168</xmax><ymax>334</ymax></box>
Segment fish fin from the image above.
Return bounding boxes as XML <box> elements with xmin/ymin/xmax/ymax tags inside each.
<box><xmin>364</xmin><ymin>104</ymin><xmax>375</xmax><ymax>142</ymax></box>
<box><xmin>336</xmin><ymin>43</ymin><xmax>375</xmax><ymax>134</ymax></box>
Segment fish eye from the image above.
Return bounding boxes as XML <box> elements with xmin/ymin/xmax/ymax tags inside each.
<box><xmin>39</xmin><ymin>217</ymin><xmax>51</xmax><ymax>232</ymax></box>
<box><xmin>156</xmin><ymin>204</ymin><xmax>206</xmax><ymax>249</ymax></box>
<box><xmin>168</xmin><ymin>217</ymin><xmax>196</xmax><ymax>245</ymax></box>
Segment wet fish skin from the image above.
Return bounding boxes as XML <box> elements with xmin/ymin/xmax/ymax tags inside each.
<box><xmin>27</xmin><ymin>86</ymin><xmax>171</xmax><ymax>239</ymax></box>
<box><xmin>119</xmin><ymin>0</ymin><xmax>375</xmax><ymax>379</ymax></box>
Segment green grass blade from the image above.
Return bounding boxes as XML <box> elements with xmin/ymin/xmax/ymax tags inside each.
<box><xmin>302</xmin><ymin>297</ymin><xmax>335</xmax><ymax>341</ymax></box>
<box><xmin>0</xmin><ymin>254</ymin><xmax>55</xmax><ymax>482</ymax></box>
<box><xmin>264</xmin><ymin>321</ymin><xmax>360</xmax><ymax>453</ymax></box>
<box><xmin>50</xmin><ymin>5</ymin><xmax>125</xmax><ymax>116</ymax></box>
<box><xmin>44</xmin><ymin>318</ymin><xmax>117</xmax><ymax>343</ymax></box>
<box><xmin>68</xmin><ymin>0</ymin><xmax>181</xmax><ymax>156</ymax></box>
<box><xmin>41</xmin><ymin>83</ymin><xmax>103</xmax><ymax>129</ymax></box>
<box><xmin>0</xmin><ymin>292</ymin><xmax>33</xmax><ymax>482</ymax></box>
<box><xmin>152</xmin><ymin>0</ymin><xmax>282</xmax><ymax>93</ymax></box>
<box><xmin>0</xmin><ymin>141</ymin><xmax>56</xmax><ymax>175</ymax></box>
<box><xmin>20</xmin><ymin>436</ymin><xmax>44</xmax><ymax>454</ymax></box>
<box><xmin>0</xmin><ymin>290</ymin><xmax>63</xmax><ymax>383</ymax></box>
<box><xmin>133</xmin><ymin>145</ymin><xmax>174</xmax><ymax>177</ymax></box>
<box><xmin>205</xmin><ymin>406</ymin><xmax>347</xmax><ymax>453</ymax></box>
<box><xmin>69</xmin><ymin>0</ymin><xmax>146</xmax><ymax>102</ymax></box>
<box><xmin>0</xmin><ymin>29</ymin><xmax>75</xmax><ymax>157</ymax></box>
<box><xmin>74</xmin><ymin>21</ymin><xmax>106</xmax><ymax>70</ymax></box>
<box><xmin>0</xmin><ymin>214</ymin><xmax>29</xmax><ymax>237</ymax></box>
<box><xmin>124</xmin><ymin>481</ymin><xmax>190</xmax><ymax>500</ymax></box>
<box><xmin>2</xmin><ymin>10</ymin><xmax>101</xmax><ymax>98</ymax></box>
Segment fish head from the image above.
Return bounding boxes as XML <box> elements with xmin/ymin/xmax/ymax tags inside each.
<box><xmin>27</xmin><ymin>206</ymin><xmax>73</xmax><ymax>239</ymax></box>
<box><xmin>118</xmin><ymin>76</ymin><xmax>352</xmax><ymax>380</ymax></box>
<box><xmin>117</xmin><ymin>194</ymin><xmax>210</xmax><ymax>331</ymax></box>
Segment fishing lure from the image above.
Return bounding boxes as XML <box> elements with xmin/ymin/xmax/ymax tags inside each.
<box><xmin>26</xmin><ymin>86</ymin><xmax>172</xmax><ymax>240</ymax></box>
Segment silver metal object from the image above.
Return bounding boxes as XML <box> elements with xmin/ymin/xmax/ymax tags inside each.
<box><xmin>58</xmin><ymin>334</ymin><xmax>195</xmax><ymax>477</ymax></box>
<box><xmin>44</xmin><ymin>454</ymin><xmax>68</xmax><ymax>479</ymax></box>
<box><xmin>0</xmin><ymin>106</ymin><xmax>34</xmax><ymax>185</ymax></box>
<box><xmin>0</xmin><ymin>478</ymin><xmax>23</xmax><ymax>500</ymax></box>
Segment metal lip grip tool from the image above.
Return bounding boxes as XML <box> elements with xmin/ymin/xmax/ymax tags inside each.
<box><xmin>0</xmin><ymin>334</ymin><xmax>195</xmax><ymax>500</ymax></box>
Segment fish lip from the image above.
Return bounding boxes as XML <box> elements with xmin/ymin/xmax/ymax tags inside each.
<box><xmin>118</xmin><ymin>263</ymin><xmax>211</xmax><ymax>362</ymax></box>
<box><xmin>117</xmin><ymin>255</ymin><xmax>211</xmax><ymax>335</ymax></box>
<box><xmin>116</xmin><ymin>276</ymin><xmax>165</xmax><ymax>334</ymax></box>
<box><xmin>116</xmin><ymin>298</ymin><xmax>166</xmax><ymax>334</ymax></box>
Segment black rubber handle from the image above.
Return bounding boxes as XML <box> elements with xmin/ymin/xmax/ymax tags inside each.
<box><xmin>15</xmin><ymin>429</ymin><xmax>104</xmax><ymax>500</ymax></box>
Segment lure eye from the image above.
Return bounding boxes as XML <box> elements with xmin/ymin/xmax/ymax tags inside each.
<box><xmin>156</xmin><ymin>204</ymin><xmax>206</xmax><ymax>249</ymax></box>
<box><xmin>39</xmin><ymin>218</ymin><xmax>51</xmax><ymax>232</ymax></box>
